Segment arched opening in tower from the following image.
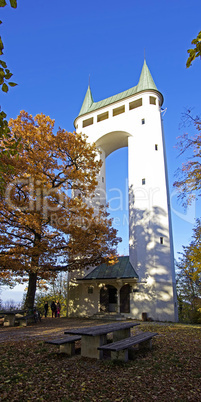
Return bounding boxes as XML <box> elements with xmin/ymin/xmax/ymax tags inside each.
<box><xmin>106</xmin><ymin>147</ymin><xmax>129</xmax><ymax>256</ymax></box>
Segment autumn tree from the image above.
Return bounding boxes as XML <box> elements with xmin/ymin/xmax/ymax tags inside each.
<box><xmin>174</xmin><ymin>110</ymin><xmax>201</xmax><ymax>298</ymax></box>
<box><xmin>174</xmin><ymin>111</ymin><xmax>201</xmax><ymax>207</ymax></box>
<box><xmin>177</xmin><ymin>219</ymin><xmax>201</xmax><ymax>283</ymax></box>
<box><xmin>34</xmin><ymin>272</ymin><xmax>69</xmax><ymax>317</ymax></box>
<box><xmin>174</xmin><ymin>31</ymin><xmax>201</xmax><ymax>322</ymax></box>
<box><xmin>176</xmin><ymin>219</ymin><xmax>201</xmax><ymax>323</ymax></box>
<box><xmin>174</xmin><ymin>110</ymin><xmax>201</xmax><ymax>322</ymax></box>
<box><xmin>0</xmin><ymin>111</ymin><xmax>121</xmax><ymax>309</ymax></box>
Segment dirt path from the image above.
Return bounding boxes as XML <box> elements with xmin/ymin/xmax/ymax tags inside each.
<box><xmin>0</xmin><ymin>317</ymin><xmax>103</xmax><ymax>343</ymax></box>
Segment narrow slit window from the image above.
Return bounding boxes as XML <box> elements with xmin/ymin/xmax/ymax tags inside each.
<box><xmin>102</xmin><ymin>177</ymin><xmax>104</xmax><ymax>183</ymax></box>
<box><xmin>97</xmin><ymin>111</ymin><xmax>109</xmax><ymax>122</ymax></box>
<box><xmin>142</xmin><ymin>178</ymin><xmax>146</xmax><ymax>185</ymax></box>
<box><xmin>155</xmin><ymin>144</ymin><xmax>158</xmax><ymax>151</ymax></box>
<box><xmin>129</xmin><ymin>98</ymin><xmax>142</xmax><ymax>110</ymax></box>
<box><xmin>83</xmin><ymin>117</ymin><xmax>93</xmax><ymax>128</ymax></box>
<box><xmin>150</xmin><ymin>96</ymin><xmax>156</xmax><ymax>105</ymax></box>
<box><xmin>142</xmin><ymin>118</ymin><xmax>145</xmax><ymax>125</ymax></box>
<box><xmin>160</xmin><ymin>237</ymin><xmax>164</xmax><ymax>244</ymax></box>
<box><xmin>113</xmin><ymin>105</ymin><xmax>125</xmax><ymax>117</ymax></box>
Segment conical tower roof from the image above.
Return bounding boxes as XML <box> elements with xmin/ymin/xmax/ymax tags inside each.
<box><xmin>79</xmin><ymin>85</ymin><xmax>93</xmax><ymax>116</ymax></box>
<box><xmin>137</xmin><ymin>60</ymin><xmax>158</xmax><ymax>92</ymax></box>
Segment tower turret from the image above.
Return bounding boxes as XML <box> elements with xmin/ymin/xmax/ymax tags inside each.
<box><xmin>79</xmin><ymin>85</ymin><xmax>93</xmax><ymax>116</ymax></box>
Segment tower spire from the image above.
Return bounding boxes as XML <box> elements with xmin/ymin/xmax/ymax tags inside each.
<box><xmin>79</xmin><ymin>82</ymin><xmax>93</xmax><ymax>116</ymax></box>
<box><xmin>137</xmin><ymin>59</ymin><xmax>158</xmax><ymax>92</ymax></box>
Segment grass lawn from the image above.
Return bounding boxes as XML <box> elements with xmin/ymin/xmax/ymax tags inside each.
<box><xmin>0</xmin><ymin>320</ymin><xmax>201</xmax><ymax>401</ymax></box>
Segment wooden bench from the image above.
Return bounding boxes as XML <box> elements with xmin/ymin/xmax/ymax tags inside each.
<box><xmin>15</xmin><ymin>315</ymin><xmax>35</xmax><ymax>326</ymax></box>
<box><xmin>98</xmin><ymin>331</ymin><xmax>158</xmax><ymax>362</ymax></box>
<box><xmin>45</xmin><ymin>336</ymin><xmax>81</xmax><ymax>355</ymax></box>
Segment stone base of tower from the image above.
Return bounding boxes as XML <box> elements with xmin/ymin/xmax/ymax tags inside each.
<box><xmin>67</xmin><ymin>277</ymin><xmax>178</xmax><ymax>323</ymax></box>
<box><xmin>129</xmin><ymin>281</ymin><xmax>178</xmax><ymax>322</ymax></box>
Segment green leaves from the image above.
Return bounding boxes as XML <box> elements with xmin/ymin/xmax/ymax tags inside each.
<box><xmin>0</xmin><ymin>62</ymin><xmax>17</xmax><ymax>92</ymax></box>
<box><xmin>0</xmin><ymin>0</ymin><xmax>18</xmax><ymax>91</ymax></box>
<box><xmin>2</xmin><ymin>82</ymin><xmax>8</xmax><ymax>92</ymax></box>
<box><xmin>0</xmin><ymin>0</ymin><xmax>17</xmax><ymax>7</ymax></box>
<box><xmin>8</xmin><ymin>81</ymin><xmax>17</xmax><ymax>87</ymax></box>
<box><xmin>0</xmin><ymin>37</ymin><xmax>4</xmax><ymax>55</ymax></box>
<box><xmin>9</xmin><ymin>0</ymin><xmax>17</xmax><ymax>8</ymax></box>
<box><xmin>0</xmin><ymin>60</ymin><xmax>7</xmax><ymax>68</ymax></box>
<box><xmin>0</xmin><ymin>109</ymin><xmax>10</xmax><ymax>138</ymax></box>
<box><xmin>186</xmin><ymin>31</ymin><xmax>201</xmax><ymax>68</ymax></box>
<box><xmin>0</xmin><ymin>0</ymin><xmax>18</xmax><ymax>192</ymax></box>
<box><xmin>0</xmin><ymin>0</ymin><xmax>7</xmax><ymax>7</ymax></box>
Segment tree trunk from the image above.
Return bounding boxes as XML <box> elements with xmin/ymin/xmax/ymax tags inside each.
<box><xmin>24</xmin><ymin>271</ymin><xmax>38</xmax><ymax>310</ymax></box>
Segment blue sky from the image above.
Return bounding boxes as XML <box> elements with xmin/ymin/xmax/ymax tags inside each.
<box><xmin>0</xmin><ymin>0</ymin><xmax>201</xmax><ymax>301</ymax></box>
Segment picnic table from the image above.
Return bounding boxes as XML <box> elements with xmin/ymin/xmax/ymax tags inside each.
<box><xmin>64</xmin><ymin>322</ymin><xmax>140</xmax><ymax>359</ymax></box>
<box><xmin>0</xmin><ymin>310</ymin><xmax>26</xmax><ymax>327</ymax></box>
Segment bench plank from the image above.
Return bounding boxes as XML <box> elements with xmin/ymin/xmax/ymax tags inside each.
<box><xmin>45</xmin><ymin>336</ymin><xmax>81</xmax><ymax>355</ymax></box>
<box><xmin>98</xmin><ymin>331</ymin><xmax>158</xmax><ymax>352</ymax></box>
<box><xmin>45</xmin><ymin>336</ymin><xmax>81</xmax><ymax>345</ymax></box>
<box><xmin>98</xmin><ymin>331</ymin><xmax>158</xmax><ymax>362</ymax></box>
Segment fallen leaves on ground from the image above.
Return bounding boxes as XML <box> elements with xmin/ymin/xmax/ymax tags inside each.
<box><xmin>0</xmin><ymin>321</ymin><xmax>201</xmax><ymax>401</ymax></box>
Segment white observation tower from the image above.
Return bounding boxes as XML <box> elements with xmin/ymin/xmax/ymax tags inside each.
<box><xmin>68</xmin><ymin>60</ymin><xmax>178</xmax><ymax>322</ymax></box>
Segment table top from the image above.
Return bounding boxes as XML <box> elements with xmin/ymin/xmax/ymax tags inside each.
<box><xmin>0</xmin><ymin>310</ymin><xmax>26</xmax><ymax>315</ymax></box>
<box><xmin>64</xmin><ymin>321</ymin><xmax>140</xmax><ymax>336</ymax></box>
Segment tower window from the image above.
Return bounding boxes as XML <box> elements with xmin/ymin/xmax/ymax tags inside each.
<box><xmin>88</xmin><ymin>287</ymin><xmax>93</xmax><ymax>294</ymax></box>
<box><xmin>113</xmin><ymin>105</ymin><xmax>125</xmax><ymax>117</ymax></box>
<box><xmin>142</xmin><ymin>118</ymin><xmax>145</xmax><ymax>125</ymax></box>
<box><xmin>160</xmin><ymin>237</ymin><xmax>164</xmax><ymax>244</ymax></box>
<box><xmin>142</xmin><ymin>178</ymin><xmax>146</xmax><ymax>185</ymax></box>
<box><xmin>150</xmin><ymin>96</ymin><xmax>156</xmax><ymax>105</ymax></box>
<box><xmin>102</xmin><ymin>177</ymin><xmax>104</xmax><ymax>183</ymax></box>
<box><xmin>97</xmin><ymin>111</ymin><xmax>109</xmax><ymax>122</ymax></box>
<box><xmin>83</xmin><ymin>117</ymin><xmax>93</xmax><ymax>128</ymax></box>
<box><xmin>155</xmin><ymin>144</ymin><xmax>158</xmax><ymax>150</ymax></box>
<box><xmin>129</xmin><ymin>98</ymin><xmax>142</xmax><ymax>110</ymax></box>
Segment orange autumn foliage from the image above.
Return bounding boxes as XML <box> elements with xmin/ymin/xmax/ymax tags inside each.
<box><xmin>0</xmin><ymin>111</ymin><xmax>121</xmax><ymax>308</ymax></box>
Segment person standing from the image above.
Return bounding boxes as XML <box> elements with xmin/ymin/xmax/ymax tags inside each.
<box><xmin>51</xmin><ymin>301</ymin><xmax>56</xmax><ymax>318</ymax></box>
<box><xmin>44</xmin><ymin>301</ymin><xmax>48</xmax><ymax>318</ymax></box>
<box><xmin>56</xmin><ymin>300</ymin><xmax>61</xmax><ymax>318</ymax></box>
